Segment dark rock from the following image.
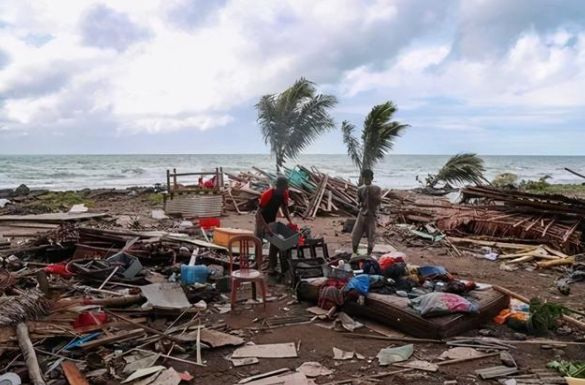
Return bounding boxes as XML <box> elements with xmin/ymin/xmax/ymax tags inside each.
<box><xmin>512</xmin><ymin>332</ymin><xmax>527</xmax><ymax>340</ymax></box>
<box><xmin>14</xmin><ymin>184</ymin><xmax>30</xmax><ymax>196</ymax></box>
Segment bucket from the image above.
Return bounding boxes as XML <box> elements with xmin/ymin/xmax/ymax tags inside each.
<box><xmin>181</xmin><ymin>265</ymin><xmax>209</xmax><ymax>285</ymax></box>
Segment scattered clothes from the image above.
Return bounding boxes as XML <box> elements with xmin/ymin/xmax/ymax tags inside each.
<box><xmin>443</xmin><ymin>280</ymin><xmax>477</xmax><ymax>295</ymax></box>
<box><xmin>417</xmin><ymin>265</ymin><xmax>451</xmax><ymax>281</ymax></box>
<box><xmin>382</xmin><ymin>262</ymin><xmax>407</xmax><ymax>280</ymax></box>
<box><xmin>410</xmin><ymin>292</ymin><xmax>478</xmax><ymax>317</ymax></box>
<box><xmin>376</xmin><ymin>344</ymin><xmax>414</xmax><ymax>366</ymax></box>
<box><xmin>344</xmin><ymin>274</ymin><xmax>371</xmax><ymax>296</ymax></box>
<box><xmin>361</xmin><ymin>259</ymin><xmax>382</xmax><ymax>275</ymax></box>
<box><xmin>378</xmin><ymin>252</ymin><xmax>406</xmax><ymax>271</ymax></box>
<box><xmin>318</xmin><ymin>286</ymin><xmax>344</xmax><ymax>310</ymax></box>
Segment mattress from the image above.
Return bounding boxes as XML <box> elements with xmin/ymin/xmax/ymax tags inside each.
<box><xmin>298</xmin><ymin>278</ymin><xmax>509</xmax><ymax>339</ymax></box>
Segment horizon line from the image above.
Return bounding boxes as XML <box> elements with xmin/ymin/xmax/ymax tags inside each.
<box><xmin>1</xmin><ymin>153</ymin><xmax>585</xmax><ymax>157</ymax></box>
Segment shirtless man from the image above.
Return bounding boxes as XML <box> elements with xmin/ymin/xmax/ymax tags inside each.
<box><xmin>351</xmin><ymin>169</ymin><xmax>381</xmax><ymax>256</ymax></box>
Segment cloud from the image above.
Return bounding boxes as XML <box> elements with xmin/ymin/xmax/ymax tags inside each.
<box><xmin>0</xmin><ymin>0</ymin><xmax>584</xmax><ymax>154</ymax></box>
<box><xmin>80</xmin><ymin>4</ymin><xmax>152</xmax><ymax>52</ymax></box>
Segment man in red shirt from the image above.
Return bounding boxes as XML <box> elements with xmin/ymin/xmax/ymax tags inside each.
<box><xmin>255</xmin><ymin>176</ymin><xmax>294</xmax><ymax>273</ymax></box>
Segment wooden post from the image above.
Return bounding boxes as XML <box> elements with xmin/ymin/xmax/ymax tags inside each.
<box><xmin>17</xmin><ymin>323</ymin><xmax>46</xmax><ymax>385</ymax></box>
<box><xmin>173</xmin><ymin>168</ymin><xmax>177</xmax><ymax>192</ymax></box>
<box><xmin>166</xmin><ymin>169</ymin><xmax>171</xmax><ymax>195</ymax></box>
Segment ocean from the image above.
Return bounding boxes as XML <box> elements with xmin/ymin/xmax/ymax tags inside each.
<box><xmin>1</xmin><ymin>154</ymin><xmax>585</xmax><ymax>190</ymax></box>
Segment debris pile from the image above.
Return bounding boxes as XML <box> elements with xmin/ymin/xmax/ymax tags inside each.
<box><xmin>392</xmin><ymin>186</ymin><xmax>585</xmax><ymax>255</ymax></box>
<box><xmin>224</xmin><ymin>165</ymin><xmax>402</xmax><ymax>217</ymax></box>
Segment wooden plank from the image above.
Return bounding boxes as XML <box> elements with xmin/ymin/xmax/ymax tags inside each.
<box><xmin>62</xmin><ymin>361</ymin><xmax>90</xmax><ymax>385</ymax></box>
<box><xmin>231</xmin><ymin>342</ymin><xmax>298</xmax><ymax>358</ymax></box>
<box><xmin>0</xmin><ymin>213</ymin><xmax>107</xmax><ymax>223</ymax></box>
<box><xmin>79</xmin><ymin>328</ymin><xmax>144</xmax><ymax>350</ymax></box>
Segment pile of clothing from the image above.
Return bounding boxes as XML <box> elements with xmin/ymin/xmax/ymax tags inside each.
<box><xmin>317</xmin><ymin>251</ymin><xmax>479</xmax><ymax>318</ymax></box>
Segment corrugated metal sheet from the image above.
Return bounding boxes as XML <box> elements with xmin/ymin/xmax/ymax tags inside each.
<box><xmin>165</xmin><ymin>194</ymin><xmax>223</xmax><ymax>217</ymax></box>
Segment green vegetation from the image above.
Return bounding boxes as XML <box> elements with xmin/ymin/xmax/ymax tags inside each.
<box><xmin>341</xmin><ymin>101</ymin><xmax>409</xmax><ymax>178</ymax></box>
<box><xmin>421</xmin><ymin>153</ymin><xmax>486</xmax><ymax>188</ymax></box>
<box><xmin>256</xmin><ymin>78</ymin><xmax>337</xmax><ymax>173</ymax></box>
<box><xmin>147</xmin><ymin>193</ymin><xmax>164</xmax><ymax>205</ymax></box>
<box><xmin>29</xmin><ymin>191</ymin><xmax>95</xmax><ymax>212</ymax></box>
<box><xmin>492</xmin><ymin>172</ymin><xmax>519</xmax><ymax>187</ymax></box>
<box><xmin>548</xmin><ymin>360</ymin><xmax>585</xmax><ymax>378</ymax></box>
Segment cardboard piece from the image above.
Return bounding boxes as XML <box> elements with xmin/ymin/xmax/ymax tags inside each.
<box><xmin>140</xmin><ymin>283</ymin><xmax>191</xmax><ymax>310</ymax></box>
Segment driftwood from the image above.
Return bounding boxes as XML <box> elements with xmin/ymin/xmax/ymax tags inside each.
<box><xmin>17</xmin><ymin>322</ymin><xmax>46</xmax><ymax>385</ymax></box>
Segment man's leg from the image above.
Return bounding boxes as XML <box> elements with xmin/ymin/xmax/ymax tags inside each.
<box><xmin>351</xmin><ymin>215</ymin><xmax>365</xmax><ymax>254</ymax></box>
<box><xmin>366</xmin><ymin>216</ymin><xmax>377</xmax><ymax>255</ymax></box>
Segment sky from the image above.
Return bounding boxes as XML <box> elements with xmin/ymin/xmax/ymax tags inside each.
<box><xmin>0</xmin><ymin>0</ymin><xmax>585</xmax><ymax>155</ymax></box>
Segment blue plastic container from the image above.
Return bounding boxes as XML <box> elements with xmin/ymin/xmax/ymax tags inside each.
<box><xmin>181</xmin><ymin>265</ymin><xmax>209</xmax><ymax>285</ymax></box>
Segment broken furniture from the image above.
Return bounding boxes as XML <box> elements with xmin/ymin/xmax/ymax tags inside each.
<box><xmin>298</xmin><ymin>278</ymin><xmax>509</xmax><ymax>339</ymax></box>
<box><xmin>164</xmin><ymin>168</ymin><xmax>225</xmax><ymax>218</ymax></box>
<box><xmin>228</xmin><ymin>235</ymin><xmax>267</xmax><ymax>309</ymax></box>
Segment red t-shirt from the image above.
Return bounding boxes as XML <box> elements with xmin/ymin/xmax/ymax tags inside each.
<box><xmin>259</xmin><ymin>188</ymin><xmax>289</xmax><ymax>223</ymax></box>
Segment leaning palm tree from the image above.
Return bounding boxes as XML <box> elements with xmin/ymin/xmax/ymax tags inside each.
<box><xmin>423</xmin><ymin>153</ymin><xmax>486</xmax><ymax>188</ymax></box>
<box><xmin>341</xmin><ymin>101</ymin><xmax>409</xmax><ymax>181</ymax></box>
<box><xmin>256</xmin><ymin>78</ymin><xmax>337</xmax><ymax>173</ymax></box>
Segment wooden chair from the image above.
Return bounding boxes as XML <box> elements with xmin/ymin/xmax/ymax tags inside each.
<box><xmin>228</xmin><ymin>235</ymin><xmax>267</xmax><ymax>309</ymax></box>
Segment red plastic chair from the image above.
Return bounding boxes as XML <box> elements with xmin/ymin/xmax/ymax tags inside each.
<box><xmin>228</xmin><ymin>235</ymin><xmax>267</xmax><ymax>309</ymax></box>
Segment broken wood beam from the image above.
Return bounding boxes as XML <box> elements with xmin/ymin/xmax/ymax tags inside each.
<box><xmin>62</xmin><ymin>361</ymin><xmax>90</xmax><ymax>385</ymax></box>
<box><xmin>17</xmin><ymin>322</ymin><xmax>46</xmax><ymax>385</ymax></box>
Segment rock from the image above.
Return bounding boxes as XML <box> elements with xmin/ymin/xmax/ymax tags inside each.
<box><xmin>552</xmin><ymin>348</ymin><xmax>565</xmax><ymax>357</ymax></box>
<box><xmin>14</xmin><ymin>184</ymin><xmax>30</xmax><ymax>196</ymax></box>
<box><xmin>540</xmin><ymin>344</ymin><xmax>554</xmax><ymax>350</ymax></box>
<box><xmin>479</xmin><ymin>328</ymin><xmax>496</xmax><ymax>337</ymax></box>
<box><xmin>443</xmin><ymin>381</ymin><xmax>457</xmax><ymax>385</ymax></box>
<box><xmin>512</xmin><ymin>333</ymin><xmax>527</xmax><ymax>341</ymax></box>
<box><xmin>556</xmin><ymin>326</ymin><xmax>573</xmax><ymax>336</ymax></box>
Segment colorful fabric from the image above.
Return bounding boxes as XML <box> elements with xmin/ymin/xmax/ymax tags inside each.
<box><xmin>410</xmin><ymin>292</ymin><xmax>478</xmax><ymax>317</ymax></box>
<box><xmin>344</xmin><ymin>274</ymin><xmax>371</xmax><ymax>295</ymax></box>
<box><xmin>362</xmin><ymin>259</ymin><xmax>382</xmax><ymax>275</ymax></box>
<box><xmin>378</xmin><ymin>252</ymin><xmax>406</xmax><ymax>271</ymax></box>
<box><xmin>318</xmin><ymin>286</ymin><xmax>344</xmax><ymax>310</ymax></box>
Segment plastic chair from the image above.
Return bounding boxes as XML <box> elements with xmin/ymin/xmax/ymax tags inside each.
<box><xmin>228</xmin><ymin>235</ymin><xmax>267</xmax><ymax>309</ymax></box>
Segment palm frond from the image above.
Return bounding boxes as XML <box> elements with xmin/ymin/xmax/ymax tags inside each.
<box><xmin>341</xmin><ymin>121</ymin><xmax>363</xmax><ymax>170</ymax></box>
<box><xmin>285</xmin><ymin>94</ymin><xmax>337</xmax><ymax>160</ymax></box>
<box><xmin>360</xmin><ymin>102</ymin><xmax>408</xmax><ymax>170</ymax></box>
<box><xmin>432</xmin><ymin>153</ymin><xmax>486</xmax><ymax>187</ymax></box>
<box><xmin>255</xmin><ymin>78</ymin><xmax>337</xmax><ymax>171</ymax></box>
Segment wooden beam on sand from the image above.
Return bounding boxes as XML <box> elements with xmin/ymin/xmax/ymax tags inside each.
<box><xmin>17</xmin><ymin>323</ymin><xmax>46</xmax><ymax>385</ymax></box>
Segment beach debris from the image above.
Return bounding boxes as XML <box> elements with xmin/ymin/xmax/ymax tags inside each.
<box><xmin>61</xmin><ymin>361</ymin><xmax>90</xmax><ymax>385</ymax></box>
<box><xmin>237</xmin><ymin>368</ymin><xmax>290</xmax><ymax>384</ymax></box>
<box><xmin>151</xmin><ymin>209</ymin><xmax>168</xmax><ymax>220</ymax></box>
<box><xmin>231</xmin><ymin>343</ymin><xmax>298</xmax><ymax>359</ymax></box>
<box><xmin>332</xmin><ymin>347</ymin><xmax>355</xmax><ymax>360</ymax></box>
<box><xmin>200</xmin><ymin>328</ymin><xmax>244</xmax><ymax>348</ymax></box>
<box><xmin>140</xmin><ymin>282</ymin><xmax>191</xmax><ymax>311</ymax></box>
<box><xmin>230</xmin><ymin>357</ymin><xmax>259</xmax><ymax>367</ymax></box>
<box><xmin>475</xmin><ymin>365</ymin><xmax>519</xmax><ymax>380</ymax></box>
<box><xmin>393</xmin><ymin>360</ymin><xmax>439</xmax><ymax>372</ymax></box>
<box><xmin>335</xmin><ymin>312</ymin><xmax>364</xmax><ymax>332</ymax></box>
<box><xmin>69</xmin><ymin>204</ymin><xmax>88</xmax><ymax>213</ymax></box>
<box><xmin>439</xmin><ymin>347</ymin><xmax>483</xmax><ymax>361</ymax></box>
<box><xmin>296</xmin><ymin>362</ymin><xmax>333</xmax><ymax>377</ymax></box>
<box><xmin>0</xmin><ymin>373</ymin><xmax>21</xmax><ymax>385</ymax></box>
<box><xmin>122</xmin><ymin>366</ymin><xmax>166</xmax><ymax>383</ymax></box>
<box><xmin>376</xmin><ymin>344</ymin><xmax>414</xmax><ymax>366</ymax></box>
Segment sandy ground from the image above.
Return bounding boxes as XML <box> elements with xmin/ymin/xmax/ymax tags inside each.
<box><xmin>3</xmin><ymin>191</ymin><xmax>585</xmax><ymax>384</ymax></box>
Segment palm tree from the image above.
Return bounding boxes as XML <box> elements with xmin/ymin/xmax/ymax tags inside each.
<box><xmin>341</xmin><ymin>101</ymin><xmax>409</xmax><ymax>182</ymax></box>
<box><xmin>422</xmin><ymin>153</ymin><xmax>486</xmax><ymax>188</ymax></box>
<box><xmin>256</xmin><ymin>78</ymin><xmax>337</xmax><ymax>173</ymax></box>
